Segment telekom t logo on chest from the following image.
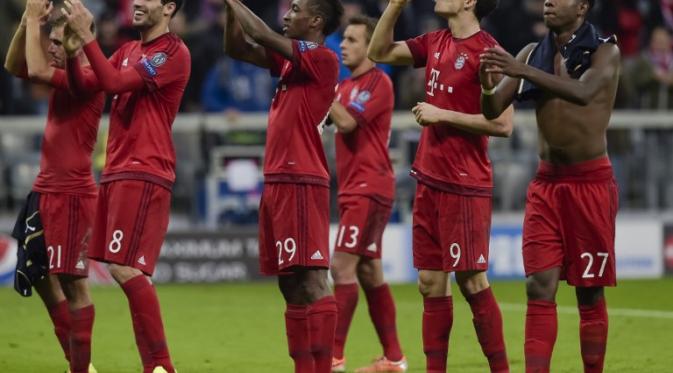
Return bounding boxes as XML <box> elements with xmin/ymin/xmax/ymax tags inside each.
<box><xmin>426</xmin><ymin>68</ymin><xmax>454</xmax><ymax>96</ymax></box>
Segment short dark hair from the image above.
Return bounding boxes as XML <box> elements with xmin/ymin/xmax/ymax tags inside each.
<box><xmin>162</xmin><ymin>0</ymin><xmax>184</xmax><ymax>18</ymax></box>
<box><xmin>587</xmin><ymin>0</ymin><xmax>595</xmax><ymax>9</ymax></box>
<box><xmin>347</xmin><ymin>15</ymin><xmax>377</xmax><ymax>43</ymax></box>
<box><xmin>308</xmin><ymin>0</ymin><xmax>344</xmax><ymax>36</ymax></box>
<box><xmin>474</xmin><ymin>0</ymin><xmax>498</xmax><ymax>21</ymax></box>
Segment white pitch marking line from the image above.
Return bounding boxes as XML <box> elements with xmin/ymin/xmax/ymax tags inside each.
<box><xmin>499</xmin><ymin>303</ymin><xmax>673</xmax><ymax>320</ymax></box>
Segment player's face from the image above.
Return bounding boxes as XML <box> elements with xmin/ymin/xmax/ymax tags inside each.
<box><xmin>132</xmin><ymin>0</ymin><xmax>167</xmax><ymax>29</ymax></box>
<box><xmin>434</xmin><ymin>0</ymin><xmax>465</xmax><ymax>18</ymax></box>
<box><xmin>340</xmin><ymin>25</ymin><xmax>369</xmax><ymax>69</ymax></box>
<box><xmin>47</xmin><ymin>25</ymin><xmax>66</xmax><ymax>69</ymax></box>
<box><xmin>543</xmin><ymin>0</ymin><xmax>586</xmax><ymax>30</ymax></box>
<box><xmin>282</xmin><ymin>0</ymin><xmax>316</xmax><ymax>39</ymax></box>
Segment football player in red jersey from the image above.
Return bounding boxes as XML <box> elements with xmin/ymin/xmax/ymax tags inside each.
<box><xmin>4</xmin><ymin>1</ymin><xmax>102</xmax><ymax>372</ymax></box>
<box><xmin>480</xmin><ymin>0</ymin><xmax>620</xmax><ymax>371</ymax></box>
<box><xmin>223</xmin><ymin>0</ymin><xmax>343</xmax><ymax>372</ymax></box>
<box><xmin>61</xmin><ymin>0</ymin><xmax>190</xmax><ymax>372</ymax></box>
<box><xmin>369</xmin><ymin>0</ymin><xmax>514</xmax><ymax>372</ymax></box>
<box><xmin>327</xmin><ymin>15</ymin><xmax>406</xmax><ymax>373</ymax></box>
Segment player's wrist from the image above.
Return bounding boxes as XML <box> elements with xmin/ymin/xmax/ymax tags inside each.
<box><xmin>481</xmin><ymin>85</ymin><xmax>496</xmax><ymax>96</ymax></box>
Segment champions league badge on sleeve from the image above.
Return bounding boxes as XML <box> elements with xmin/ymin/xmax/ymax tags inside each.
<box><xmin>349</xmin><ymin>90</ymin><xmax>371</xmax><ymax>113</ymax></box>
<box><xmin>298</xmin><ymin>41</ymin><xmax>319</xmax><ymax>53</ymax></box>
<box><xmin>141</xmin><ymin>52</ymin><xmax>168</xmax><ymax>77</ymax></box>
<box><xmin>150</xmin><ymin>52</ymin><xmax>168</xmax><ymax>67</ymax></box>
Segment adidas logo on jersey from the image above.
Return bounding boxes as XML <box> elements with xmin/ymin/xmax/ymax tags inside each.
<box><xmin>477</xmin><ymin>254</ymin><xmax>486</xmax><ymax>264</ymax></box>
<box><xmin>75</xmin><ymin>260</ymin><xmax>85</xmax><ymax>270</ymax></box>
<box><xmin>367</xmin><ymin>243</ymin><xmax>377</xmax><ymax>252</ymax></box>
<box><xmin>138</xmin><ymin>256</ymin><xmax>146</xmax><ymax>265</ymax></box>
<box><xmin>311</xmin><ymin>250</ymin><xmax>324</xmax><ymax>260</ymax></box>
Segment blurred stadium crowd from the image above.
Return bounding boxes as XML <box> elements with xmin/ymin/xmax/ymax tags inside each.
<box><xmin>2</xmin><ymin>0</ymin><xmax>673</xmax><ymax>114</ymax></box>
<box><xmin>1</xmin><ymin>0</ymin><xmax>673</xmax><ymax>224</ymax></box>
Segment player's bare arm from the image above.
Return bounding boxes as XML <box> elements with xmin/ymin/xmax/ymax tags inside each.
<box><xmin>25</xmin><ymin>0</ymin><xmax>58</xmax><ymax>84</ymax></box>
<box><xmin>328</xmin><ymin>101</ymin><xmax>357</xmax><ymax>134</ymax></box>
<box><xmin>224</xmin><ymin>0</ymin><xmax>293</xmax><ymax>61</ymax></box>
<box><xmin>4</xmin><ymin>12</ymin><xmax>28</xmax><ymax>76</ymax></box>
<box><xmin>367</xmin><ymin>0</ymin><xmax>414</xmax><ymax>65</ymax></box>
<box><xmin>412</xmin><ymin>101</ymin><xmax>513</xmax><ymax>138</ymax></box>
<box><xmin>223</xmin><ymin>3</ymin><xmax>270</xmax><ymax>68</ymax></box>
<box><xmin>480</xmin><ymin>43</ymin><xmax>537</xmax><ymax>120</ymax></box>
<box><xmin>62</xmin><ymin>0</ymin><xmax>144</xmax><ymax>94</ymax></box>
<box><xmin>481</xmin><ymin>42</ymin><xmax>621</xmax><ymax>106</ymax></box>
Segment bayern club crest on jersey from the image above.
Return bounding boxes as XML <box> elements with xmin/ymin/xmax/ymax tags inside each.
<box><xmin>454</xmin><ymin>53</ymin><xmax>468</xmax><ymax>70</ymax></box>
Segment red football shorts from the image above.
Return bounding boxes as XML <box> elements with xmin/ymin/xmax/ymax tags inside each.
<box><xmin>39</xmin><ymin>193</ymin><xmax>97</xmax><ymax>277</ymax></box>
<box><xmin>412</xmin><ymin>183</ymin><xmax>492</xmax><ymax>272</ymax></box>
<box><xmin>334</xmin><ymin>195</ymin><xmax>393</xmax><ymax>259</ymax></box>
<box><xmin>259</xmin><ymin>183</ymin><xmax>330</xmax><ymax>275</ymax></box>
<box><xmin>523</xmin><ymin>157</ymin><xmax>618</xmax><ymax>287</ymax></box>
<box><xmin>90</xmin><ymin>180</ymin><xmax>171</xmax><ymax>276</ymax></box>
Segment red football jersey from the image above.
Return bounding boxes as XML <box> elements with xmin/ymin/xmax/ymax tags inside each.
<box><xmin>32</xmin><ymin>69</ymin><xmax>104</xmax><ymax>196</ymax></box>
<box><xmin>264</xmin><ymin>40</ymin><xmax>339</xmax><ymax>185</ymax></box>
<box><xmin>334</xmin><ymin>68</ymin><xmax>395</xmax><ymax>200</ymax></box>
<box><xmin>103</xmin><ymin>33</ymin><xmax>191</xmax><ymax>186</ymax></box>
<box><xmin>406</xmin><ymin>30</ymin><xmax>498</xmax><ymax>195</ymax></box>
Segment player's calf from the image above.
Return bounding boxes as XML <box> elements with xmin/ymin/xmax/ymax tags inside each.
<box><xmin>576</xmin><ymin>287</ymin><xmax>608</xmax><ymax>373</ymax></box>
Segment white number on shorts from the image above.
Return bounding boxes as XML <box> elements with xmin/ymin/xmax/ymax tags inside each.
<box><xmin>581</xmin><ymin>252</ymin><xmax>610</xmax><ymax>279</ymax></box>
<box><xmin>47</xmin><ymin>245</ymin><xmax>62</xmax><ymax>269</ymax></box>
<box><xmin>336</xmin><ymin>225</ymin><xmax>360</xmax><ymax>248</ymax></box>
<box><xmin>276</xmin><ymin>237</ymin><xmax>297</xmax><ymax>265</ymax></box>
<box><xmin>449</xmin><ymin>243</ymin><xmax>461</xmax><ymax>267</ymax></box>
<box><xmin>108</xmin><ymin>230</ymin><xmax>124</xmax><ymax>253</ymax></box>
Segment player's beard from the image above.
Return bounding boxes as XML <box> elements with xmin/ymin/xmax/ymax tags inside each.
<box><xmin>133</xmin><ymin>8</ymin><xmax>162</xmax><ymax>30</ymax></box>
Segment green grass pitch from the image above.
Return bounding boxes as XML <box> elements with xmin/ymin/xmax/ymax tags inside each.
<box><xmin>1</xmin><ymin>279</ymin><xmax>672</xmax><ymax>372</ymax></box>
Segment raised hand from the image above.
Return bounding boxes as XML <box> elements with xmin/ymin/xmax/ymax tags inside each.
<box><xmin>63</xmin><ymin>25</ymin><xmax>84</xmax><ymax>56</ymax></box>
<box><xmin>61</xmin><ymin>0</ymin><xmax>95</xmax><ymax>43</ymax></box>
<box><xmin>25</xmin><ymin>0</ymin><xmax>53</xmax><ymax>23</ymax></box>
<box><xmin>479</xmin><ymin>46</ymin><xmax>525</xmax><ymax>78</ymax></box>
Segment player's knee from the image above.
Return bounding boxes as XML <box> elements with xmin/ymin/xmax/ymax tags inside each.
<box><xmin>59</xmin><ymin>277</ymin><xmax>91</xmax><ymax>307</ymax></box>
<box><xmin>109</xmin><ymin>264</ymin><xmax>143</xmax><ymax>285</ymax></box>
<box><xmin>576</xmin><ymin>286</ymin><xmax>604</xmax><ymax>306</ymax></box>
<box><xmin>356</xmin><ymin>261</ymin><xmax>380</xmax><ymax>290</ymax></box>
<box><xmin>456</xmin><ymin>271</ymin><xmax>489</xmax><ymax>297</ymax></box>
<box><xmin>526</xmin><ymin>275</ymin><xmax>556</xmax><ymax>301</ymax></box>
<box><xmin>330</xmin><ymin>259</ymin><xmax>356</xmax><ymax>285</ymax></box>
<box><xmin>417</xmin><ymin>271</ymin><xmax>444</xmax><ymax>298</ymax></box>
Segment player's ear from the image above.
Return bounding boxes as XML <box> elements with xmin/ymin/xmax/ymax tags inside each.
<box><xmin>464</xmin><ymin>0</ymin><xmax>478</xmax><ymax>12</ymax></box>
<box><xmin>163</xmin><ymin>2</ymin><xmax>177</xmax><ymax>18</ymax></box>
<box><xmin>310</xmin><ymin>14</ymin><xmax>324</xmax><ymax>32</ymax></box>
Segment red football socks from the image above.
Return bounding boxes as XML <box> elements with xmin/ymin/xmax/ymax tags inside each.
<box><xmin>466</xmin><ymin>287</ymin><xmax>509</xmax><ymax>372</ymax></box>
<box><xmin>333</xmin><ymin>283</ymin><xmax>359</xmax><ymax>359</ymax></box>
<box><xmin>365</xmin><ymin>284</ymin><xmax>404</xmax><ymax>361</ymax></box>
<box><xmin>47</xmin><ymin>300</ymin><xmax>72</xmax><ymax>363</ymax></box>
<box><xmin>423</xmin><ymin>296</ymin><xmax>453</xmax><ymax>372</ymax></box>
<box><xmin>579</xmin><ymin>298</ymin><xmax>608</xmax><ymax>373</ymax></box>
<box><xmin>525</xmin><ymin>300</ymin><xmax>558</xmax><ymax>373</ymax></box>
<box><xmin>308</xmin><ymin>296</ymin><xmax>337</xmax><ymax>373</ymax></box>
<box><xmin>285</xmin><ymin>303</ymin><xmax>314</xmax><ymax>373</ymax></box>
<box><xmin>69</xmin><ymin>305</ymin><xmax>94</xmax><ymax>373</ymax></box>
<box><xmin>121</xmin><ymin>275</ymin><xmax>174</xmax><ymax>373</ymax></box>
